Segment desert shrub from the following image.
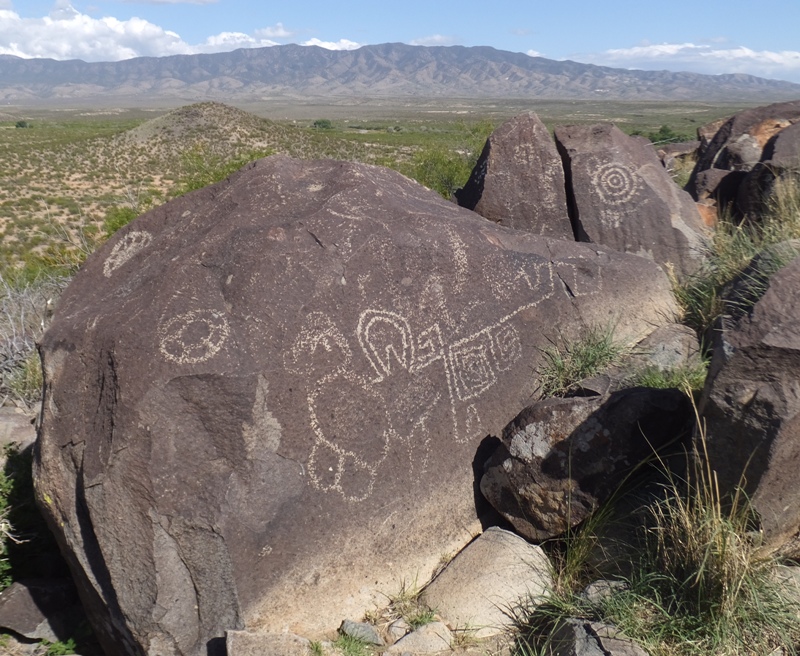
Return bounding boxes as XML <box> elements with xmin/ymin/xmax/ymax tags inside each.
<box><xmin>312</xmin><ymin>119</ymin><xmax>333</xmax><ymax>130</ymax></box>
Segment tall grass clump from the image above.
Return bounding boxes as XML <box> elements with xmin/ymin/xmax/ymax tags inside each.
<box><xmin>675</xmin><ymin>172</ymin><xmax>800</xmax><ymax>337</ymax></box>
<box><xmin>538</xmin><ymin>325</ymin><xmax>627</xmax><ymax>397</ymax></box>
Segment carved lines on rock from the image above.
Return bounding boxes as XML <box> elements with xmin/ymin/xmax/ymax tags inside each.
<box><xmin>103</xmin><ymin>231</ymin><xmax>153</xmax><ymax>277</ymax></box>
<box><xmin>158</xmin><ymin>309</ymin><xmax>230</xmax><ymax>364</ymax></box>
<box><xmin>592</xmin><ymin>162</ymin><xmax>641</xmax><ymax>206</ymax></box>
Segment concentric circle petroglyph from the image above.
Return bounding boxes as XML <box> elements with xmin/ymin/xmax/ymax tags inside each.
<box><xmin>103</xmin><ymin>231</ymin><xmax>153</xmax><ymax>277</ymax></box>
<box><xmin>158</xmin><ymin>309</ymin><xmax>230</xmax><ymax>364</ymax></box>
<box><xmin>592</xmin><ymin>162</ymin><xmax>640</xmax><ymax>205</ymax></box>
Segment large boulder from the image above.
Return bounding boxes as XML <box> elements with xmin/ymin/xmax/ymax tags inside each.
<box><xmin>701</xmin><ymin>254</ymin><xmax>800</xmax><ymax>557</ymax></box>
<box><xmin>554</xmin><ymin>123</ymin><xmax>707</xmax><ymax>277</ymax></box>
<box><xmin>34</xmin><ymin>156</ymin><xmax>677</xmax><ymax>656</ymax></box>
<box><xmin>455</xmin><ymin>112</ymin><xmax>573</xmax><ymax>239</ymax></box>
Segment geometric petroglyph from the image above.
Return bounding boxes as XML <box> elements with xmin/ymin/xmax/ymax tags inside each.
<box><xmin>285</xmin><ymin>311</ymin><xmax>352</xmax><ymax>376</ymax></box>
<box><xmin>591</xmin><ymin>162</ymin><xmax>641</xmax><ymax>206</ymax></box>
<box><xmin>449</xmin><ymin>331</ymin><xmax>497</xmax><ymax>401</ymax></box>
<box><xmin>554</xmin><ymin>260</ymin><xmax>604</xmax><ymax>298</ymax></box>
<box><xmin>158</xmin><ymin>309</ymin><xmax>230</xmax><ymax>364</ymax></box>
<box><xmin>491</xmin><ymin>323</ymin><xmax>522</xmax><ymax>372</ymax></box>
<box><xmin>357</xmin><ymin>309</ymin><xmax>413</xmax><ymax>382</ymax></box>
<box><xmin>103</xmin><ymin>230</ymin><xmax>153</xmax><ymax>278</ymax></box>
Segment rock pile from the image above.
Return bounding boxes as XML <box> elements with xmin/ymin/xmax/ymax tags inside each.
<box><xmin>28</xmin><ymin>100</ymin><xmax>800</xmax><ymax>656</ymax></box>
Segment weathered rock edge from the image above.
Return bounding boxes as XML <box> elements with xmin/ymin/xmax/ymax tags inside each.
<box><xmin>34</xmin><ymin>156</ymin><xmax>676</xmax><ymax>656</ymax></box>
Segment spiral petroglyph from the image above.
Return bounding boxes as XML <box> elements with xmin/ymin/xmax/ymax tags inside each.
<box><xmin>103</xmin><ymin>231</ymin><xmax>153</xmax><ymax>277</ymax></box>
<box><xmin>158</xmin><ymin>309</ymin><xmax>230</xmax><ymax>364</ymax></box>
<box><xmin>592</xmin><ymin>162</ymin><xmax>640</xmax><ymax>205</ymax></box>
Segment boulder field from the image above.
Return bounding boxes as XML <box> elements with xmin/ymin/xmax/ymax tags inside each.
<box><xmin>34</xmin><ymin>155</ymin><xmax>676</xmax><ymax>656</ymax></box>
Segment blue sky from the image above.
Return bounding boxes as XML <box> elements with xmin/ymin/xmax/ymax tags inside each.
<box><xmin>4</xmin><ymin>0</ymin><xmax>800</xmax><ymax>83</ymax></box>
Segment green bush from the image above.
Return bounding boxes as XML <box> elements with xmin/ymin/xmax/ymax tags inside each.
<box><xmin>312</xmin><ymin>119</ymin><xmax>333</xmax><ymax>130</ymax></box>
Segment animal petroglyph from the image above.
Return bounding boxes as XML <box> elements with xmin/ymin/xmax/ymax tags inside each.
<box><xmin>103</xmin><ymin>231</ymin><xmax>153</xmax><ymax>278</ymax></box>
<box><xmin>288</xmin><ymin>259</ymin><xmax>603</xmax><ymax>501</ymax></box>
<box><xmin>158</xmin><ymin>309</ymin><xmax>230</xmax><ymax>365</ymax></box>
<box><xmin>592</xmin><ymin>162</ymin><xmax>641</xmax><ymax>206</ymax></box>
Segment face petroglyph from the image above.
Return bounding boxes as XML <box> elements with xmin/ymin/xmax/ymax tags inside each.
<box><xmin>158</xmin><ymin>308</ymin><xmax>231</xmax><ymax>365</ymax></box>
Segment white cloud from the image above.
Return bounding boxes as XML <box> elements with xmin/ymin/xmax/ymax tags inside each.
<box><xmin>255</xmin><ymin>22</ymin><xmax>292</xmax><ymax>39</ymax></box>
<box><xmin>0</xmin><ymin>3</ymin><xmax>293</xmax><ymax>61</ymax></box>
<box><xmin>526</xmin><ymin>49</ymin><xmax>543</xmax><ymax>58</ymax></box>
<box><xmin>122</xmin><ymin>0</ymin><xmax>218</xmax><ymax>5</ymax></box>
<box><xmin>410</xmin><ymin>34</ymin><xmax>456</xmax><ymax>47</ymax></box>
<box><xmin>301</xmin><ymin>38</ymin><xmax>361</xmax><ymax>51</ymax></box>
<box><xmin>582</xmin><ymin>42</ymin><xmax>800</xmax><ymax>83</ymax></box>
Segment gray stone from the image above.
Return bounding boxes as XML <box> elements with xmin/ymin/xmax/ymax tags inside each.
<box><xmin>625</xmin><ymin>323</ymin><xmax>701</xmax><ymax>374</ymax></box>
<box><xmin>0</xmin><ymin>579</ymin><xmax>84</xmax><ymax>642</ymax></box>
<box><xmin>385</xmin><ymin>621</ymin><xmax>452</xmax><ymax>653</ymax></box>
<box><xmin>701</xmin><ymin>254</ymin><xmax>800</xmax><ymax>557</ymax></box>
<box><xmin>226</xmin><ymin>630</ymin><xmax>311</xmax><ymax>656</ymax></box>
<box><xmin>339</xmin><ymin>619</ymin><xmax>384</xmax><ymax>646</ymax></box>
<box><xmin>35</xmin><ymin>155</ymin><xmax>678</xmax><ymax>656</ymax></box>
<box><xmin>537</xmin><ymin>619</ymin><xmax>648</xmax><ymax>656</ymax></box>
<box><xmin>481</xmin><ymin>388</ymin><xmax>693</xmax><ymax>540</ymax></box>
<box><xmin>420</xmin><ymin>527</ymin><xmax>551</xmax><ymax>638</ymax></box>
<box><xmin>581</xmin><ymin>580</ymin><xmax>628</xmax><ymax>606</ymax></box>
<box><xmin>554</xmin><ymin>123</ymin><xmax>707</xmax><ymax>277</ymax></box>
<box><xmin>456</xmin><ymin>112</ymin><xmax>572</xmax><ymax>239</ymax></box>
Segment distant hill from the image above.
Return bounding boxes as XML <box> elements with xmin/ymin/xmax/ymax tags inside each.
<box><xmin>3</xmin><ymin>43</ymin><xmax>800</xmax><ymax>103</ymax></box>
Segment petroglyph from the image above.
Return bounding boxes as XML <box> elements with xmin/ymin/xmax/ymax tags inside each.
<box><xmin>158</xmin><ymin>309</ymin><xmax>230</xmax><ymax>365</ymax></box>
<box><xmin>592</xmin><ymin>162</ymin><xmax>641</xmax><ymax>206</ymax></box>
<box><xmin>103</xmin><ymin>231</ymin><xmax>153</xmax><ymax>277</ymax></box>
<box><xmin>289</xmin><ymin>259</ymin><xmax>603</xmax><ymax>500</ymax></box>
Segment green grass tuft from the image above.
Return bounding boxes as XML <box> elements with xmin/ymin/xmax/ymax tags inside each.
<box><xmin>538</xmin><ymin>326</ymin><xmax>627</xmax><ymax>398</ymax></box>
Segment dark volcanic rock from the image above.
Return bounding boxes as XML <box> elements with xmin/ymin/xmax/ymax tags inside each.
<box><xmin>687</xmin><ymin>100</ymin><xmax>800</xmax><ymax>198</ymax></box>
<box><xmin>701</xmin><ymin>254</ymin><xmax>800</xmax><ymax>557</ymax></box>
<box><xmin>481</xmin><ymin>388</ymin><xmax>693</xmax><ymax>540</ymax></box>
<box><xmin>455</xmin><ymin>112</ymin><xmax>572</xmax><ymax>239</ymax></box>
<box><xmin>34</xmin><ymin>156</ymin><xmax>677</xmax><ymax>656</ymax></box>
<box><xmin>554</xmin><ymin>123</ymin><xmax>707</xmax><ymax>277</ymax></box>
<box><xmin>738</xmin><ymin>122</ymin><xmax>800</xmax><ymax>216</ymax></box>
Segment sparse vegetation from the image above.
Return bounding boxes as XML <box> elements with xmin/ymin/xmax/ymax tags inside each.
<box><xmin>514</xmin><ymin>412</ymin><xmax>800</xmax><ymax>656</ymax></box>
<box><xmin>331</xmin><ymin>633</ymin><xmax>373</xmax><ymax>656</ymax></box>
<box><xmin>537</xmin><ymin>325</ymin><xmax>627</xmax><ymax>397</ymax></box>
<box><xmin>627</xmin><ymin>360</ymin><xmax>708</xmax><ymax>394</ymax></box>
<box><xmin>674</xmin><ymin>172</ymin><xmax>800</xmax><ymax>338</ymax></box>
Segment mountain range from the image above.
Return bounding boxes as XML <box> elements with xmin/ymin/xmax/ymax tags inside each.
<box><xmin>4</xmin><ymin>43</ymin><xmax>800</xmax><ymax>104</ymax></box>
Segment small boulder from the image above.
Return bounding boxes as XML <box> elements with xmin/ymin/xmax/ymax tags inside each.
<box><xmin>385</xmin><ymin>621</ymin><xmax>452</xmax><ymax>654</ymax></box>
<box><xmin>554</xmin><ymin>123</ymin><xmax>707</xmax><ymax>277</ymax></box>
<box><xmin>481</xmin><ymin>388</ymin><xmax>693</xmax><ymax>540</ymax></box>
<box><xmin>0</xmin><ymin>579</ymin><xmax>85</xmax><ymax>643</ymax></box>
<box><xmin>456</xmin><ymin>112</ymin><xmax>572</xmax><ymax>239</ymax></box>
<box><xmin>420</xmin><ymin>527</ymin><xmax>551</xmax><ymax>638</ymax></box>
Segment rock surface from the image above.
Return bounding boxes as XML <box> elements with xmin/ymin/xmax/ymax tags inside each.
<box><xmin>384</xmin><ymin>621</ymin><xmax>452</xmax><ymax>654</ymax></box>
<box><xmin>481</xmin><ymin>388</ymin><xmax>692</xmax><ymax>540</ymax></box>
<box><xmin>34</xmin><ymin>155</ymin><xmax>677</xmax><ymax>656</ymax></box>
<box><xmin>455</xmin><ymin>113</ymin><xmax>572</xmax><ymax>239</ymax></box>
<box><xmin>420</xmin><ymin>527</ymin><xmax>551</xmax><ymax>638</ymax></box>
<box><xmin>225</xmin><ymin>631</ymin><xmax>311</xmax><ymax>656</ymax></box>
<box><xmin>700</xmin><ymin>254</ymin><xmax>800</xmax><ymax>557</ymax></box>
<box><xmin>701</xmin><ymin>254</ymin><xmax>800</xmax><ymax>557</ymax></box>
<box><xmin>554</xmin><ymin>123</ymin><xmax>706</xmax><ymax>277</ymax></box>
<box><xmin>0</xmin><ymin>579</ymin><xmax>84</xmax><ymax>642</ymax></box>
